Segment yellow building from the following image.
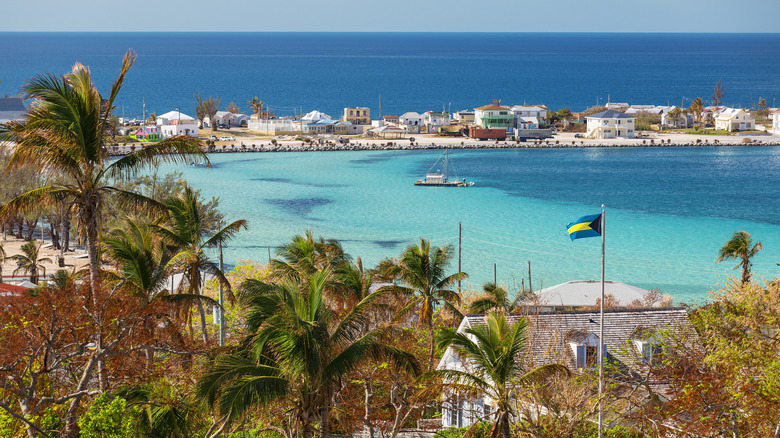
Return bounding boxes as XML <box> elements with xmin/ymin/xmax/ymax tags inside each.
<box><xmin>343</xmin><ymin>107</ymin><xmax>370</xmax><ymax>125</ymax></box>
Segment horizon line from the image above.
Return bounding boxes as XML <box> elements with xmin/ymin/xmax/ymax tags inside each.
<box><xmin>2</xmin><ymin>30</ymin><xmax>779</xmax><ymax>35</ymax></box>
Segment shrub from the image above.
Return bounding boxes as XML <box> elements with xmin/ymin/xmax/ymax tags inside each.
<box><xmin>434</xmin><ymin>422</ymin><xmax>491</xmax><ymax>438</ymax></box>
<box><xmin>78</xmin><ymin>394</ymin><xmax>133</xmax><ymax>438</ymax></box>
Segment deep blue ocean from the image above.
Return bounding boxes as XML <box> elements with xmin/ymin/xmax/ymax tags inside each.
<box><xmin>2</xmin><ymin>33</ymin><xmax>780</xmax><ymax>302</ymax></box>
<box><xmin>1</xmin><ymin>33</ymin><xmax>779</xmax><ymax>117</ymax></box>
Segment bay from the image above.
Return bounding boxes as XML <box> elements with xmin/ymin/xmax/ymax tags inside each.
<box><xmin>154</xmin><ymin>146</ymin><xmax>780</xmax><ymax>304</ymax></box>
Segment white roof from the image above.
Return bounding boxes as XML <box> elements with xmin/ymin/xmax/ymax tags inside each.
<box><xmin>157</xmin><ymin>111</ymin><xmax>195</xmax><ymax>121</ymax></box>
<box><xmin>400</xmin><ymin>112</ymin><xmax>422</xmax><ymax>119</ymax></box>
<box><xmin>715</xmin><ymin>108</ymin><xmax>747</xmax><ymax>120</ymax></box>
<box><xmin>302</xmin><ymin>110</ymin><xmax>332</xmax><ymax>122</ymax></box>
<box><xmin>511</xmin><ymin>105</ymin><xmax>546</xmax><ymax>112</ymax></box>
<box><xmin>370</xmin><ymin>125</ymin><xmax>407</xmax><ymax>133</ymax></box>
<box><xmin>530</xmin><ymin>280</ymin><xmax>657</xmax><ymax>308</ymax></box>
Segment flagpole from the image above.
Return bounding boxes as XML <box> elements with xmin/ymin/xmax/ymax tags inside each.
<box><xmin>598</xmin><ymin>204</ymin><xmax>605</xmax><ymax>438</ymax></box>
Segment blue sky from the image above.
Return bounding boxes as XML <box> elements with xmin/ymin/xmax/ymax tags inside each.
<box><xmin>4</xmin><ymin>0</ymin><xmax>779</xmax><ymax>32</ymax></box>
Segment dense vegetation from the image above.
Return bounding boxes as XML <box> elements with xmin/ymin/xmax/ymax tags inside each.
<box><xmin>1</xmin><ymin>53</ymin><xmax>779</xmax><ymax>438</ymax></box>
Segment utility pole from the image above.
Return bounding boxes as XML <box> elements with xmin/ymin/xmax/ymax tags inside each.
<box><xmin>528</xmin><ymin>261</ymin><xmax>532</xmax><ymax>292</ymax></box>
<box><xmin>494</xmin><ymin>263</ymin><xmax>497</xmax><ymax>285</ymax></box>
<box><xmin>218</xmin><ymin>243</ymin><xmax>225</xmax><ymax>347</ymax></box>
<box><xmin>458</xmin><ymin>222</ymin><xmax>462</xmax><ymax>293</ymax></box>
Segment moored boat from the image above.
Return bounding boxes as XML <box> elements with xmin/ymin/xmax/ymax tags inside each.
<box><xmin>414</xmin><ymin>150</ymin><xmax>474</xmax><ymax>187</ymax></box>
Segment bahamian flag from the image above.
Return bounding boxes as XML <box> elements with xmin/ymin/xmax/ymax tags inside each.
<box><xmin>566</xmin><ymin>213</ymin><xmax>603</xmax><ymax>241</ymax></box>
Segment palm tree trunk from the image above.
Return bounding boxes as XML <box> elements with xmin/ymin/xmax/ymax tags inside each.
<box><xmin>195</xmin><ymin>284</ymin><xmax>209</xmax><ymax>343</ymax></box>
<box><xmin>427</xmin><ymin>319</ymin><xmax>436</xmax><ymax>371</ymax></box>
<box><xmin>84</xmin><ymin>210</ymin><xmax>100</xmax><ymax>305</ymax></box>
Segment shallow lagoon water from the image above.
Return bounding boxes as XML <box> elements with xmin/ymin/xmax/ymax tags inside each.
<box><xmin>154</xmin><ymin>146</ymin><xmax>780</xmax><ymax>304</ymax></box>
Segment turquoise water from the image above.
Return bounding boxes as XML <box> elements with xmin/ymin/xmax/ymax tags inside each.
<box><xmin>154</xmin><ymin>147</ymin><xmax>780</xmax><ymax>304</ymax></box>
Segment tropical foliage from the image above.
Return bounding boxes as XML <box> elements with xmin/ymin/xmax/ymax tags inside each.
<box><xmin>0</xmin><ymin>50</ymin><xmax>206</xmax><ymax>297</ymax></box>
<box><xmin>716</xmin><ymin>230</ymin><xmax>762</xmax><ymax>284</ymax></box>
<box><xmin>379</xmin><ymin>238</ymin><xmax>467</xmax><ymax>370</ymax></box>
<box><xmin>424</xmin><ymin>312</ymin><xmax>569</xmax><ymax>438</ymax></box>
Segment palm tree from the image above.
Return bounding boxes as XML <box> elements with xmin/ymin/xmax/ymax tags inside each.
<box><xmin>688</xmin><ymin>97</ymin><xmax>705</xmax><ymax>129</ymax></box>
<box><xmin>248</xmin><ymin>97</ymin><xmax>264</xmax><ymax>116</ymax></box>
<box><xmin>11</xmin><ymin>240</ymin><xmax>52</xmax><ymax>284</ymax></box>
<box><xmin>155</xmin><ymin>182</ymin><xmax>247</xmax><ymax>343</ymax></box>
<box><xmin>197</xmin><ymin>269</ymin><xmax>420</xmax><ymax>438</ymax></box>
<box><xmin>717</xmin><ymin>230</ymin><xmax>762</xmax><ymax>284</ymax></box>
<box><xmin>103</xmin><ymin>218</ymin><xmax>171</xmax><ymax>305</ymax></box>
<box><xmin>270</xmin><ymin>230</ymin><xmax>349</xmax><ymax>285</ymax></box>
<box><xmin>379</xmin><ymin>238</ymin><xmax>467</xmax><ymax>370</ymax></box>
<box><xmin>0</xmin><ymin>50</ymin><xmax>206</xmax><ymax>299</ymax></box>
<box><xmin>468</xmin><ymin>282</ymin><xmax>523</xmax><ymax>314</ymax></box>
<box><xmin>425</xmin><ymin>312</ymin><xmax>569</xmax><ymax>438</ymax></box>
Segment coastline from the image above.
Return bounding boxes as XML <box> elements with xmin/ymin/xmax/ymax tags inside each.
<box><xmin>105</xmin><ymin>131</ymin><xmax>780</xmax><ymax>155</ymax></box>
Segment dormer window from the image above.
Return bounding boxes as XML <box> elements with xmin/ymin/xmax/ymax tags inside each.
<box><xmin>632</xmin><ymin>326</ymin><xmax>664</xmax><ymax>365</ymax></box>
<box><xmin>568</xmin><ymin>332</ymin><xmax>605</xmax><ymax>369</ymax></box>
<box><xmin>634</xmin><ymin>340</ymin><xmax>663</xmax><ymax>365</ymax></box>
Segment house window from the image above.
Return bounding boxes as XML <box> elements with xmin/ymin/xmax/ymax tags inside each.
<box><xmin>575</xmin><ymin>343</ymin><xmax>605</xmax><ymax>369</ymax></box>
<box><xmin>448</xmin><ymin>402</ymin><xmax>457</xmax><ymax>426</ymax></box>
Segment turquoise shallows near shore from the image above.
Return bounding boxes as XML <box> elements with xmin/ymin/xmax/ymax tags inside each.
<box><xmin>152</xmin><ymin>146</ymin><xmax>780</xmax><ymax>304</ymax></box>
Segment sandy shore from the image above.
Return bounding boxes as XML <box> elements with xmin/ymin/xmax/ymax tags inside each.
<box><xmin>103</xmin><ymin>129</ymin><xmax>780</xmax><ymax>155</ymax></box>
<box><xmin>0</xmin><ymin>234</ymin><xmax>89</xmax><ymax>284</ymax></box>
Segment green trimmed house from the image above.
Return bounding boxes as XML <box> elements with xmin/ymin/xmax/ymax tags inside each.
<box><xmin>474</xmin><ymin>104</ymin><xmax>513</xmax><ymax>129</ymax></box>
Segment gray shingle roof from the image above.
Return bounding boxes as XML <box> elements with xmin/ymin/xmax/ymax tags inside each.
<box><xmin>462</xmin><ymin>308</ymin><xmax>692</xmax><ymax>371</ymax></box>
<box><xmin>586</xmin><ymin>109</ymin><xmax>635</xmax><ymax>120</ymax></box>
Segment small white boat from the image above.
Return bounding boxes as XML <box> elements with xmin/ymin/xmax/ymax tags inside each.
<box><xmin>414</xmin><ymin>150</ymin><xmax>474</xmax><ymax>187</ymax></box>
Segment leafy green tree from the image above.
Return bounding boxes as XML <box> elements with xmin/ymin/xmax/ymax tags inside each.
<box><xmin>197</xmin><ymin>269</ymin><xmax>420</xmax><ymax>438</ymax></box>
<box><xmin>11</xmin><ymin>240</ymin><xmax>51</xmax><ymax>284</ymax></box>
<box><xmin>0</xmin><ymin>50</ymin><xmax>206</xmax><ymax>298</ymax></box>
<box><xmin>379</xmin><ymin>238</ymin><xmax>467</xmax><ymax>370</ymax></box>
<box><xmin>716</xmin><ymin>230</ymin><xmax>762</xmax><ymax>284</ymax></box>
<box><xmin>424</xmin><ymin>312</ymin><xmax>569</xmax><ymax>438</ymax></box>
<box><xmin>77</xmin><ymin>394</ymin><xmax>133</xmax><ymax>438</ymax></box>
<box><xmin>155</xmin><ymin>182</ymin><xmax>247</xmax><ymax>343</ymax></box>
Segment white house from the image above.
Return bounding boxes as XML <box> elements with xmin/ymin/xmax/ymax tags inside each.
<box><xmin>438</xmin><ymin>308</ymin><xmax>693</xmax><ymax>429</ymax></box>
<box><xmin>453</xmin><ymin>110</ymin><xmax>475</xmax><ymax>124</ymax></box>
<box><xmin>510</xmin><ymin>105</ymin><xmax>547</xmax><ymax>124</ymax></box>
<box><xmin>423</xmin><ymin>111</ymin><xmax>451</xmax><ymax>132</ymax></box>
<box><xmin>399</xmin><ymin>112</ymin><xmax>424</xmax><ymax>134</ymax></box>
<box><xmin>585</xmin><ymin>109</ymin><xmax>635</xmax><ymax>139</ymax></box>
<box><xmin>156</xmin><ymin>111</ymin><xmax>198</xmax><ymax>137</ymax></box>
<box><xmin>661</xmin><ymin>107</ymin><xmax>691</xmax><ymax>129</ymax></box>
<box><xmin>515</xmin><ymin>117</ymin><xmax>539</xmax><ymax>131</ymax></box>
<box><xmin>605</xmin><ymin>102</ymin><xmax>629</xmax><ymax>112</ymax></box>
<box><xmin>714</xmin><ymin>108</ymin><xmax>755</xmax><ymax>132</ymax></box>
<box><xmin>773</xmin><ymin>111</ymin><xmax>780</xmax><ymax>134</ymax></box>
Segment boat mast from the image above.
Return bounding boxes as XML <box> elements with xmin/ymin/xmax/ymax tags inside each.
<box><xmin>444</xmin><ymin>150</ymin><xmax>449</xmax><ymax>182</ymax></box>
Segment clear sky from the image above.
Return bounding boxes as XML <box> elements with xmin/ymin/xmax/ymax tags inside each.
<box><xmin>3</xmin><ymin>0</ymin><xmax>779</xmax><ymax>32</ymax></box>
